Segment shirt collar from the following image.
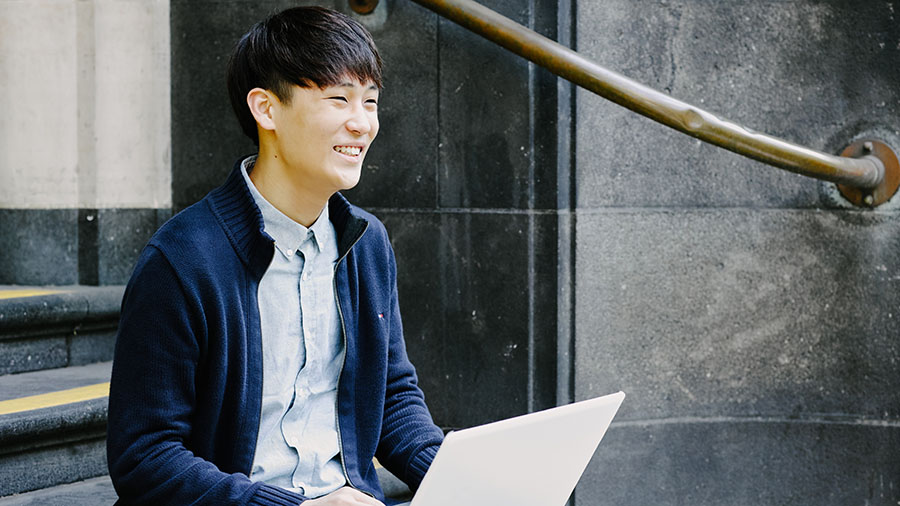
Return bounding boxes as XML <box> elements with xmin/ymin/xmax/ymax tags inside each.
<box><xmin>240</xmin><ymin>155</ymin><xmax>328</xmax><ymax>258</ymax></box>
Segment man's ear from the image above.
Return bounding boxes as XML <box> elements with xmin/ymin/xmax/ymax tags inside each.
<box><xmin>247</xmin><ymin>88</ymin><xmax>277</xmax><ymax>132</ymax></box>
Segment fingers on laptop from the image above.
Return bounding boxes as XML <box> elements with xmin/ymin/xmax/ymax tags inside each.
<box><xmin>304</xmin><ymin>486</ymin><xmax>386</xmax><ymax>505</ymax></box>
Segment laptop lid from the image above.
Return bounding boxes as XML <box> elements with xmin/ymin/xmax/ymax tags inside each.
<box><xmin>402</xmin><ymin>391</ymin><xmax>625</xmax><ymax>506</ymax></box>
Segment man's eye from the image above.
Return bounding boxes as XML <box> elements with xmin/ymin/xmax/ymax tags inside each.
<box><xmin>328</xmin><ymin>96</ymin><xmax>348</xmax><ymax>102</ymax></box>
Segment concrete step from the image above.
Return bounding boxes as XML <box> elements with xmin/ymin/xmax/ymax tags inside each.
<box><xmin>0</xmin><ymin>476</ymin><xmax>117</xmax><ymax>506</ymax></box>
<box><xmin>0</xmin><ymin>362</ymin><xmax>112</xmax><ymax>497</ymax></box>
<box><xmin>0</xmin><ymin>360</ymin><xmax>413</xmax><ymax>502</ymax></box>
<box><xmin>0</xmin><ymin>286</ymin><xmax>124</xmax><ymax>375</ymax></box>
<box><xmin>0</xmin><ymin>471</ymin><xmax>410</xmax><ymax>505</ymax></box>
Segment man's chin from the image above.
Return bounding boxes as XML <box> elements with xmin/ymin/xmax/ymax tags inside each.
<box><xmin>336</xmin><ymin>169</ymin><xmax>363</xmax><ymax>192</ymax></box>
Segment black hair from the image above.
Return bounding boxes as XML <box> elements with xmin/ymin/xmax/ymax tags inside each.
<box><xmin>226</xmin><ymin>6</ymin><xmax>383</xmax><ymax>145</ymax></box>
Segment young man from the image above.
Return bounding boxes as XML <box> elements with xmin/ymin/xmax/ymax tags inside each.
<box><xmin>106</xmin><ymin>7</ymin><xmax>444</xmax><ymax>505</ymax></box>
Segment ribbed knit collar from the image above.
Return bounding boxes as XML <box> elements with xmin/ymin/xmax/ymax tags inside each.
<box><xmin>208</xmin><ymin>156</ymin><xmax>368</xmax><ymax>271</ymax></box>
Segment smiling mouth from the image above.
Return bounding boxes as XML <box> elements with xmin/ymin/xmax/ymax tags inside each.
<box><xmin>334</xmin><ymin>145</ymin><xmax>362</xmax><ymax>156</ymax></box>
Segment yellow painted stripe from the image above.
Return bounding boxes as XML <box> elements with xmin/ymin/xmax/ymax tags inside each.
<box><xmin>0</xmin><ymin>288</ymin><xmax>66</xmax><ymax>300</ymax></box>
<box><xmin>0</xmin><ymin>382</ymin><xmax>110</xmax><ymax>416</ymax></box>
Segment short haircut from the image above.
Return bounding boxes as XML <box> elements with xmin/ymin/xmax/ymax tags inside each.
<box><xmin>226</xmin><ymin>6</ymin><xmax>383</xmax><ymax>145</ymax></box>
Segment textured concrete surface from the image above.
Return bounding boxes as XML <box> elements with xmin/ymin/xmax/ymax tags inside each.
<box><xmin>91</xmin><ymin>0</ymin><xmax>171</xmax><ymax>209</ymax></box>
<box><xmin>0</xmin><ymin>470</ymin><xmax>411</xmax><ymax>505</ymax></box>
<box><xmin>67</xmin><ymin>328</ymin><xmax>117</xmax><ymax>368</ymax></box>
<box><xmin>0</xmin><ymin>398</ymin><xmax>107</xmax><ymax>451</ymax></box>
<box><xmin>579</xmin><ymin>421</ymin><xmax>900</xmax><ymax>505</ymax></box>
<box><xmin>574</xmin><ymin>209</ymin><xmax>900</xmax><ymax>503</ymax></box>
<box><xmin>92</xmin><ymin>209</ymin><xmax>172</xmax><ymax>285</ymax></box>
<box><xmin>344</xmin><ymin>0</ymin><xmax>440</xmax><ymax>210</ymax></box>
<box><xmin>0</xmin><ymin>286</ymin><xmax>123</xmax><ymax>331</ymax></box>
<box><xmin>0</xmin><ymin>0</ymin><xmax>170</xmax><ymax>209</ymax></box>
<box><xmin>0</xmin><ymin>398</ymin><xmax>107</xmax><ymax>497</ymax></box>
<box><xmin>575</xmin><ymin>210</ymin><xmax>900</xmax><ymax>420</ymax></box>
<box><xmin>0</xmin><ymin>437</ymin><xmax>107</xmax><ymax>498</ymax></box>
<box><xmin>0</xmin><ymin>1</ymin><xmax>79</xmax><ymax>208</ymax></box>
<box><xmin>0</xmin><ymin>338</ymin><xmax>69</xmax><ymax>378</ymax></box>
<box><xmin>381</xmin><ymin>210</ymin><xmax>560</xmax><ymax>428</ymax></box>
<box><xmin>576</xmin><ymin>0</ymin><xmax>900</xmax><ymax>209</ymax></box>
<box><xmin>0</xmin><ymin>207</ymin><xmax>164</xmax><ymax>286</ymax></box>
<box><xmin>0</xmin><ymin>211</ymin><xmax>79</xmax><ymax>286</ymax></box>
<box><xmin>0</xmin><ymin>287</ymin><xmax>123</xmax><ymax>375</ymax></box>
<box><xmin>571</xmin><ymin>1</ymin><xmax>900</xmax><ymax>503</ymax></box>
<box><xmin>437</xmin><ymin>0</ymin><xmax>533</xmax><ymax>210</ymax></box>
<box><xmin>0</xmin><ymin>476</ymin><xmax>118</xmax><ymax>506</ymax></box>
<box><xmin>0</xmin><ymin>362</ymin><xmax>111</xmax><ymax>402</ymax></box>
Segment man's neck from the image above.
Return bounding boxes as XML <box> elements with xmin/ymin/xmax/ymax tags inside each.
<box><xmin>249</xmin><ymin>150</ymin><xmax>328</xmax><ymax>228</ymax></box>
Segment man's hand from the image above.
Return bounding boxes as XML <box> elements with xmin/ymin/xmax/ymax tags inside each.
<box><xmin>304</xmin><ymin>487</ymin><xmax>385</xmax><ymax>505</ymax></box>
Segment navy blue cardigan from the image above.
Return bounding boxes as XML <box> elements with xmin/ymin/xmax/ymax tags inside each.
<box><xmin>107</xmin><ymin>160</ymin><xmax>444</xmax><ymax>505</ymax></box>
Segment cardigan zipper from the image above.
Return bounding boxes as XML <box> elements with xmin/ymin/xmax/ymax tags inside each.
<box><xmin>332</xmin><ymin>221</ymin><xmax>368</xmax><ymax>491</ymax></box>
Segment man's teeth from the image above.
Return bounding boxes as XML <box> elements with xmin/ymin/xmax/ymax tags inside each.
<box><xmin>334</xmin><ymin>146</ymin><xmax>361</xmax><ymax>156</ymax></box>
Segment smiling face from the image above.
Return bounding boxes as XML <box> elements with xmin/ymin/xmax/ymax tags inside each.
<box><xmin>267</xmin><ymin>78</ymin><xmax>380</xmax><ymax>199</ymax></box>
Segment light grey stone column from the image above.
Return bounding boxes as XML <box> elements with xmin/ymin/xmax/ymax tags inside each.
<box><xmin>0</xmin><ymin>0</ymin><xmax>171</xmax><ymax>285</ymax></box>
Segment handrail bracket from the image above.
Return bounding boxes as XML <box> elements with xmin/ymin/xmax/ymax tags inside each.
<box><xmin>838</xmin><ymin>139</ymin><xmax>900</xmax><ymax>207</ymax></box>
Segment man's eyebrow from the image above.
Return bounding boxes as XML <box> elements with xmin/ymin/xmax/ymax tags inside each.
<box><xmin>335</xmin><ymin>82</ymin><xmax>378</xmax><ymax>91</ymax></box>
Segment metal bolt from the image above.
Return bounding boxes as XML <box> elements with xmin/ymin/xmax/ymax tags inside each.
<box><xmin>863</xmin><ymin>194</ymin><xmax>875</xmax><ymax>206</ymax></box>
<box><xmin>863</xmin><ymin>141</ymin><xmax>874</xmax><ymax>153</ymax></box>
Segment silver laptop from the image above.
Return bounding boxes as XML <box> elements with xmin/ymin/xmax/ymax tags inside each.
<box><xmin>396</xmin><ymin>391</ymin><xmax>625</xmax><ymax>506</ymax></box>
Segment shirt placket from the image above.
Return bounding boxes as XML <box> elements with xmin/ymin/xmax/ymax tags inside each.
<box><xmin>290</xmin><ymin>231</ymin><xmax>318</xmax><ymax>488</ymax></box>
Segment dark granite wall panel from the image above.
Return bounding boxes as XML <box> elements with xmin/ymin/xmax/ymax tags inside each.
<box><xmin>437</xmin><ymin>0</ymin><xmax>534</xmax><ymax>210</ymax></box>
<box><xmin>77</xmin><ymin>210</ymin><xmax>99</xmax><ymax>286</ymax></box>
<box><xmin>574</xmin><ymin>209</ymin><xmax>900</xmax><ymax>503</ymax></box>
<box><xmin>171</xmin><ymin>0</ymin><xmax>286</xmax><ymax>211</ymax></box>
<box><xmin>342</xmin><ymin>0</ymin><xmax>440</xmax><ymax>210</ymax></box>
<box><xmin>531</xmin><ymin>212</ymin><xmax>562</xmax><ymax>411</ymax></box>
<box><xmin>0</xmin><ymin>209</ymin><xmax>169</xmax><ymax>286</ymax></box>
<box><xmin>572</xmin><ymin>1</ymin><xmax>900</xmax><ymax>502</ymax></box>
<box><xmin>577</xmin><ymin>421</ymin><xmax>900</xmax><ymax>505</ymax></box>
<box><xmin>575</xmin><ymin>0</ymin><xmax>900</xmax><ymax>209</ymax></box>
<box><xmin>0</xmin><ymin>210</ymin><xmax>78</xmax><ymax>286</ymax></box>
<box><xmin>381</xmin><ymin>210</ymin><xmax>535</xmax><ymax>428</ymax></box>
<box><xmin>94</xmin><ymin>209</ymin><xmax>172</xmax><ymax>285</ymax></box>
<box><xmin>379</xmin><ymin>209</ymin><xmax>563</xmax><ymax>427</ymax></box>
<box><xmin>575</xmin><ymin>210</ymin><xmax>900</xmax><ymax>419</ymax></box>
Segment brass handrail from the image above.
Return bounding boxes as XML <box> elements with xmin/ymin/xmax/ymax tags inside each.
<box><xmin>407</xmin><ymin>0</ymin><xmax>899</xmax><ymax>207</ymax></box>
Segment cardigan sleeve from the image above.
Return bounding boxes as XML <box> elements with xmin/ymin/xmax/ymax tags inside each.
<box><xmin>106</xmin><ymin>246</ymin><xmax>307</xmax><ymax>506</ymax></box>
<box><xmin>373</xmin><ymin>240</ymin><xmax>445</xmax><ymax>490</ymax></box>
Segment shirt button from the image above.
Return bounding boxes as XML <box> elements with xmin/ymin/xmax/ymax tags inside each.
<box><xmin>286</xmin><ymin>250</ymin><xmax>294</xmax><ymax>257</ymax></box>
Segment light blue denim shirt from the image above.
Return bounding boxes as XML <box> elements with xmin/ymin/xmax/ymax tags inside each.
<box><xmin>241</xmin><ymin>156</ymin><xmax>347</xmax><ymax>498</ymax></box>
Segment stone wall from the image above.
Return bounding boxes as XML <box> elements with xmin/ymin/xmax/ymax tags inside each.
<box><xmin>0</xmin><ymin>0</ymin><xmax>171</xmax><ymax>285</ymax></box>
<box><xmin>3</xmin><ymin>0</ymin><xmax>895</xmax><ymax>503</ymax></box>
<box><xmin>573</xmin><ymin>0</ymin><xmax>900</xmax><ymax>504</ymax></box>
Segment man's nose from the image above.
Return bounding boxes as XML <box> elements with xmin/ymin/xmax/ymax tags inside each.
<box><xmin>346</xmin><ymin>105</ymin><xmax>373</xmax><ymax>135</ymax></box>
